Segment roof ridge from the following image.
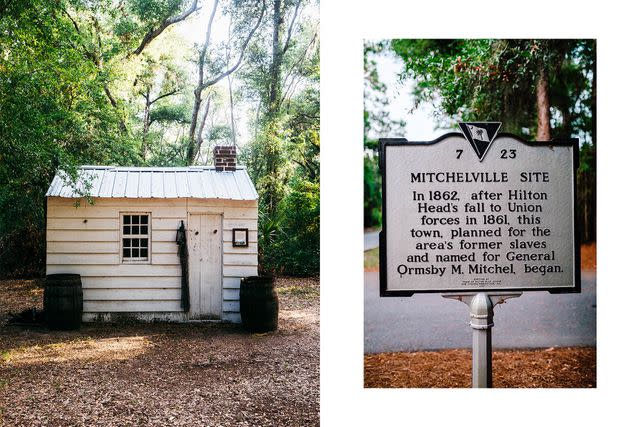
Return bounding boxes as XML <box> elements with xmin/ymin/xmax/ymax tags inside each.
<box><xmin>78</xmin><ymin>165</ymin><xmax>247</xmax><ymax>170</ymax></box>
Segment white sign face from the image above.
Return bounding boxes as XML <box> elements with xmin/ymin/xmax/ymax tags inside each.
<box><xmin>381</xmin><ymin>132</ymin><xmax>579</xmax><ymax>294</ymax></box>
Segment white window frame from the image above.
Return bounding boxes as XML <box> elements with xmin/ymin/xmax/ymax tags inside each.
<box><xmin>120</xmin><ymin>212</ymin><xmax>152</xmax><ymax>264</ymax></box>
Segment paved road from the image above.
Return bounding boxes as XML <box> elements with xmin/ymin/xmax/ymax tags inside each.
<box><xmin>364</xmin><ymin>231</ymin><xmax>379</xmax><ymax>251</ymax></box>
<box><xmin>364</xmin><ymin>270</ymin><xmax>596</xmax><ymax>354</ymax></box>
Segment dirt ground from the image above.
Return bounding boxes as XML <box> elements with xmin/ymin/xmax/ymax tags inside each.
<box><xmin>365</xmin><ymin>347</ymin><xmax>595</xmax><ymax>388</ymax></box>
<box><xmin>0</xmin><ymin>277</ymin><xmax>319</xmax><ymax>426</ymax></box>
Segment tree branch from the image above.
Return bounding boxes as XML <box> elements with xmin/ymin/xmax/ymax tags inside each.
<box><xmin>195</xmin><ymin>97</ymin><xmax>211</xmax><ymax>160</ymax></box>
<box><xmin>103</xmin><ymin>84</ymin><xmax>118</xmax><ymax>108</ymax></box>
<box><xmin>198</xmin><ymin>0</ymin><xmax>220</xmax><ymax>88</ymax></box>
<box><xmin>282</xmin><ymin>0</ymin><xmax>302</xmax><ymax>55</ymax></box>
<box><xmin>151</xmin><ymin>89</ymin><xmax>179</xmax><ymax>104</ymax></box>
<box><xmin>63</xmin><ymin>9</ymin><xmax>100</xmax><ymax>66</ymax></box>
<box><xmin>280</xmin><ymin>29</ymin><xmax>317</xmax><ymax>105</ymax></box>
<box><xmin>131</xmin><ymin>0</ymin><xmax>199</xmax><ymax>56</ymax></box>
<box><xmin>202</xmin><ymin>0</ymin><xmax>266</xmax><ymax>90</ymax></box>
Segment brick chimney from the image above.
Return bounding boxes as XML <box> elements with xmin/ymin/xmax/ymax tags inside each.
<box><xmin>214</xmin><ymin>145</ymin><xmax>237</xmax><ymax>171</ymax></box>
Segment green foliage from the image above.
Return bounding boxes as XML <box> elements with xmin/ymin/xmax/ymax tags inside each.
<box><xmin>363</xmin><ymin>155</ymin><xmax>382</xmax><ymax>227</ymax></box>
<box><xmin>244</xmin><ymin>120</ymin><xmax>289</xmax><ymax>217</ymax></box>
<box><xmin>364</xmin><ymin>41</ymin><xmax>405</xmax><ymax>150</ymax></box>
<box><xmin>249</xmin><ymin>87</ymin><xmax>319</xmax><ymax>275</ymax></box>
<box><xmin>258</xmin><ymin>179</ymin><xmax>319</xmax><ymax>276</ymax></box>
<box><xmin>129</xmin><ymin>0</ymin><xmax>185</xmax><ymax>24</ymax></box>
<box><xmin>0</xmin><ymin>0</ymin><xmax>319</xmax><ymax>278</ymax></box>
<box><xmin>389</xmin><ymin>39</ymin><xmax>594</xmax><ymax>137</ymax></box>
<box><xmin>0</xmin><ymin>0</ymin><xmax>140</xmax><ymax>276</ymax></box>
<box><xmin>365</xmin><ymin>39</ymin><xmax>596</xmax><ymax>241</ymax></box>
<box><xmin>145</xmin><ymin>135</ymin><xmax>189</xmax><ymax>166</ymax></box>
<box><xmin>363</xmin><ymin>41</ymin><xmax>404</xmax><ymax>227</ymax></box>
<box><xmin>149</xmin><ymin>103</ymin><xmax>190</xmax><ymax>125</ymax></box>
<box><xmin>241</xmin><ymin>3</ymin><xmax>320</xmax><ymax>275</ymax></box>
<box><xmin>207</xmin><ymin>125</ymin><xmax>234</xmax><ymax>145</ymax></box>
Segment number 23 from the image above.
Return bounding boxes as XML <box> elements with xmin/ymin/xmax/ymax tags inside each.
<box><xmin>500</xmin><ymin>149</ymin><xmax>516</xmax><ymax>159</ymax></box>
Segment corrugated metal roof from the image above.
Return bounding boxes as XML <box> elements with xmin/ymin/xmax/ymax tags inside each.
<box><xmin>46</xmin><ymin>166</ymin><xmax>258</xmax><ymax>200</ymax></box>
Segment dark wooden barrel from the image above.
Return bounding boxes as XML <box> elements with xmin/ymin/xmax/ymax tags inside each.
<box><xmin>240</xmin><ymin>276</ymin><xmax>278</xmax><ymax>332</ymax></box>
<box><xmin>44</xmin><ymin>274</ymin><xmax>83</xmax><ymax>330</ymax></box>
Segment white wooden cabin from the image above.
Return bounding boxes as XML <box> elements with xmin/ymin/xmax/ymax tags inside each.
<box><xmin>45</xmin><ymin>162</ymin><xmax>258</xmax><ymax>323</ymax></box>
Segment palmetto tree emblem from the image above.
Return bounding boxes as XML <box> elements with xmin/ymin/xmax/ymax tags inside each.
<box><xmin>458</xmin><ymin>122</ymin><xmax>502</xmax><ymax>161</ymax></box>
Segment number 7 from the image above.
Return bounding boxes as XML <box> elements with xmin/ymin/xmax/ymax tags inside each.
<box><xmin>456</xmin><ymin>149</ymin><xmax>463</xmax><ymax>159</ymax></box>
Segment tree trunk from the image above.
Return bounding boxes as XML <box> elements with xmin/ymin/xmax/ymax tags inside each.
<box><xmin>195</xmin><ymin>96</ymin><xmax>211</xmax><ymax>162</ymax></box>
<box><xmin>187</xmin><ymin>87</ymin><xmax>203</xmax><ymax>164</ymax></box>
<box><xmin>260</xmin><ymin>0</ymin><xmax>285</xmax><ymax>219</ymax></box>
<box><xmin>267</xmin><ymin>0</ymin><xmax>283</xmax><ymax>120</ymax></box>
<box><xmin>226</xmin><ymin>19</ymin><xmax>237</xmax><ymax>146</ymax></box>
<box><xmin>228</xmin><ymin>75</ymin><xmax>237</xmax><ymax>146</ymax></box>
<box><xmin>536</xmin><ymin>65</ymin><xmax>551</xmax><ymax>140</ymax></box>
<box><xmin>141</xmin><ymin>90</ymin><xmax>151</xmax><ymax>161</ymax></box>
<box><xmin>254</xmin><ymin>100</ymin><xmax>261</xmax><ymax>139</ymax></box>
<box><xmin>590</xmin><ymin>52</ymin><xmax>596</xmax><ymax>242</ymax></box>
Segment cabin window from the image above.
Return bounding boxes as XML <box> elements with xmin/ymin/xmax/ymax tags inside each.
<box><xmin>121</xmin><ymin>213</ymin><xmax>150</xmax><ymax>262</ymax></box>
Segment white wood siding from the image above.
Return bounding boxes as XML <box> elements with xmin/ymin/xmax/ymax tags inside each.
<box><xmin>47</xmin><ymin>197</ymin><xmax>258</xmax><ymax>322</ymax></box>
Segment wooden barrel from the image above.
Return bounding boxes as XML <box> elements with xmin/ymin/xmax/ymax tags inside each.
<box><xmin>240</xmin><ymin>276</ymin><xmax>278</xmax><ymax>332</ymax></box>
<box><xmin>44</xmin><ymin>274</ymin><xmax>83</xmax><ymax>330</ymax></box>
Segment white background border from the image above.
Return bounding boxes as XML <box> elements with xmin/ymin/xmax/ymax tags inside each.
<box><xmin>320</xmin><ymin>0</ymin><xmax>640</xmax><ymax>425</ymax></box>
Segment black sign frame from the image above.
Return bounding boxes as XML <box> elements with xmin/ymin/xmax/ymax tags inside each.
<box><xmin>379</xmin><ymin>133</ymin><xmax>581</xmax><ymax>297</ymax></box>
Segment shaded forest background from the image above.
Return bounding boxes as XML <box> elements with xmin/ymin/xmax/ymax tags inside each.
<box><xmin>0</xmin><ymin>0</ymin><xmax>319</xmax><ymax>277</ymax></box>
<box><xmin>364</xmin><ymin>39</ymin><xmax>596</xmax><ymax>244</ymax></box>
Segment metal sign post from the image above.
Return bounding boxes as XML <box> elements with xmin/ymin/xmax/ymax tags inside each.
<box><xmin>443</xmin><ymin>292</ymin><xmax>521</xmax><ymax>388</ymax></box>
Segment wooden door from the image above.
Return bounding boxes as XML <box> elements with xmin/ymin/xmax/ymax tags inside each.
<box><xmin>188</xmin><ymin>213</ymin><xmax>222</xmax><ymax>319</ymax></box>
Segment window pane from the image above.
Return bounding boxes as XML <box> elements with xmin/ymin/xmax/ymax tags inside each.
<box><xmin>122</xmin><ymin>215</ymin><xmax>151</xmax><ymax>262</ymax></box>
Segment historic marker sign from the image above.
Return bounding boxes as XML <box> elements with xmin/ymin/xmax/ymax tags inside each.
<box><xmin>380</xmin><ymin>124</ymin><xmax>580</xmax><ymax>296</ymax></box>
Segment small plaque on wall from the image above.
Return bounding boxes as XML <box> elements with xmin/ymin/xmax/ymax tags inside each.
<box><xmin>232</xmin><ymin>228</ymin><xmax>249</xmax><ymax>247</ymax></box>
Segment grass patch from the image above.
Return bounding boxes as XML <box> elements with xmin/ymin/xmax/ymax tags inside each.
<box><xmin>364</xmin><ymin>247</ymin><xmax>379</xmax><ymax>271</ymax></box>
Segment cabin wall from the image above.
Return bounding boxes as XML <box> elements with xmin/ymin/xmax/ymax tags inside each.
<box><xmin>46</xmin><ymin>197</ymin><xmax>258</xmax><ymax>322</ymax></box>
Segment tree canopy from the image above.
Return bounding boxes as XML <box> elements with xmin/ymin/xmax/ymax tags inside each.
<box><xmin>364</xmin><ymin>39</ymin><xmax>595</xmax><ymax>242</ymax></box>
<box><xmin>0</xmin><ymin>0</ymin><xmax>319</xmax><ymax>276</ymax></box>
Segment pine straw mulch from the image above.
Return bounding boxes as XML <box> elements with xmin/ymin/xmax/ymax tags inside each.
<box><xmin>0</xmin><ymin>277</ymin><xmax>319</xmax><ymax>426</ymax></box>
<box><xmin>364</xmin><ymin>347</ymin><xmax>596</xmax><ymax>388</ymax></box>
<box><xmin>581</xmin><ymin>242</ymin><xmax>596</xmax><ymax>271</ymax></box>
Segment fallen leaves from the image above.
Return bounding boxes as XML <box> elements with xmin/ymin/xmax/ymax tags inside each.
<box><xmin>0</xmin><ymin>277</ymin><xmax>319</xmax><ymax>426</ymax></box>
